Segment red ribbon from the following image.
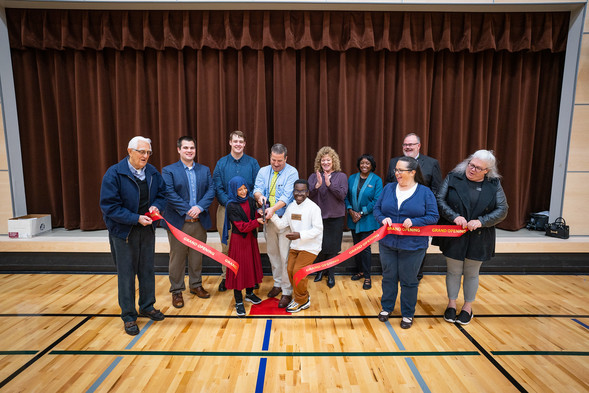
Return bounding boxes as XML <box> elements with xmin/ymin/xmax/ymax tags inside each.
<box><xmin>293</xmin><ymin>224</ymin><xmax>466</xmax><ymax>286</ymax></box>
<box><xmin>146</xmin><ymin>211</ymin><xmax>239</xmax><ymax>275</ymax></box>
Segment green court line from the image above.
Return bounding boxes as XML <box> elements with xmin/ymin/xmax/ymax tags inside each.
<box><xmin>492</xmin><ymin>351</ymin><xmax>589</xmax><ymax>356</ymax></box>
<box><xmin>0</xmin><ymin>351</ymin><xmax>38</xmax><ymax>355</ymax></box>
<box><xmin>50</xmin><ymin>350</ymin><xmax>479</xmax><ymax>357</ymax></box>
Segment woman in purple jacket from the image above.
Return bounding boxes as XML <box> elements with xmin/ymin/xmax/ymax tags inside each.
<box><xmin>308</xmin><ymin>146</ymin><xmax>348</xmax><ymax>288</ymax></box>
<box><xmin>373</xmin><ymin>156</ymin><xmax>439</xmax><ymax>329</ymax></box>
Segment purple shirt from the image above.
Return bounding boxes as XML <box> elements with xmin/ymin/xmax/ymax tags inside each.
<box><xmin>308</xmin><ymin>171</ymin><xmax>348</xmax><ymax>219</ymax></box>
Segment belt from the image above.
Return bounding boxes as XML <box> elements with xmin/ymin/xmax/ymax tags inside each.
<box><xmin>185</xmin><ymin>218</ymin><xmax>200</xmax><ymax>222</ymax></box>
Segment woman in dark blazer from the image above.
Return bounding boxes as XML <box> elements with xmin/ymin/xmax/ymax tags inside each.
<box><xmin>346</xmin><ymin>154</ymin><xmax>383</xmax><ymax>290</ymax></box>
<box><xmin>435</xmin><ymin>150</ymin><xmax>508</xmax><ymax>325</ymax></box>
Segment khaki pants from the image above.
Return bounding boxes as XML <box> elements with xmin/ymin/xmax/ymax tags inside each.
<box><xmin>168</xmin><ymin>221</ymin><xmax>207</xmax><ymax>293</ymax></box>
<box><xmin>216</xmin><ymin>205</ymin><xmax>231</xmax><ymax>279</ymax></box>
<box><xmin>287</xmin><ymin>249</ymin><xmax>316</xmax><ymax>304</ymax></box>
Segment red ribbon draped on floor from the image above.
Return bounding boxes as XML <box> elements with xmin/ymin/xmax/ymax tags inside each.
<box><xmin>293</xmin><ymin>224</ymin><xmax>467</xmax><ymax>286</ymax></box>
<box><xmin>146</xmin><ymin>211</ymin><xmax>239</xmax><ymax>275</ymax></box>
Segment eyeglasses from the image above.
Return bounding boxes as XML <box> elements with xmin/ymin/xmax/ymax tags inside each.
<box><xmin>402</xmin><ymin>143</ymin><xmax>419</xmax><ymax>147</ymax></box>
<box><xmin>394</xmin><ymin>168</ymin><xmax>413</xmax><ymax>174</ymax></box>
<box><xmin>133</xmin><ymin>149</ymin><xmax>153</xmax><ymax>156</ymax></box>
<box><xmin>467</xmin><ymin>162</ymin><xmax>487</xmax><ymax>172</ymax></box>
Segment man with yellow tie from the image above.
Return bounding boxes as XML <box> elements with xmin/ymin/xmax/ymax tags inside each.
<box><xmin>254</xmin><ymin>144</ymin><xmax>299</xmax><ymax>308</ymax></box>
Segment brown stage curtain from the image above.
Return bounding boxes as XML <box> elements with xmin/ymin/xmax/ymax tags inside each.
<box><xmin>8</xmin><ymin>9</ymin><xmax>567</xmax><ymax>231</ymax></box>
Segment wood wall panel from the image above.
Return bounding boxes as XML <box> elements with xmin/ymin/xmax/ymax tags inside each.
<box><xmin>562</xmin><ymin>172</ymin><xmax>589</xmax><ymax>235</ymax></box>
<box><xmin>575</xmin><ymin>37</ymin><xmax>589</xmax><ymax>103</ymax></box>
<box><xmin>0</xmin><ymin>171</ymin><xmax>11</xmax><ymax>234</ymax></box>
<box><xmin>569</xmin><ymin>105</ymin><xmax>589</xmax><ymax>171</ymax></box>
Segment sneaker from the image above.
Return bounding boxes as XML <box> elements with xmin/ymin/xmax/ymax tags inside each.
<box><xmin>378</xmin><ymin>310</ymin><xmax>391</xmax><ymax>322</ymax></box>
<box><xmin>363</xmin><ymin>278</ymin><xmax>372</xmax><ymax>290</ymax></box>
<box><xmin>286</xmin><ymin>298</ymin><xmax>310</xmax><ymax>313</ymax></box>
<box><xmin>245</xmin><ymin>293</ymin><xmax>262</xmax><ymax>305</ymax></box>
<box><xmin>400</xmin><ymin>317</ymin><xmax>413</xmax><ymax>329</ymax></box>
<box><xmin>235</xmin><ymin>302</ymin><xmax>246</xmax><ymax>317</ymax></box>
<box><xmin>456</xmin><ymin>310</ymin><xmax>473</xmax><ymax>325</ymax></box>
<box><xmin>444</xmin><ymin>307</ymin><xmax>457</xmax><ymax>323</ymax></box>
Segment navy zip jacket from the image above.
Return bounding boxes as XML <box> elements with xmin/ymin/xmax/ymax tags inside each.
<box><xmin>373</xmin><ymin>183</ymin><xmax>439</xmax><ymax>250</ymax></box>
<box><xmin>100</xmin><ymin>158</ymin><xmax>167</xmax><ymax>240</ymax></box>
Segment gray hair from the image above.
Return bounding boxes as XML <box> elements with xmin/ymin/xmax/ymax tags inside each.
<box><xmin>452</xmin><ymin>149</ymin><xmax>502</xmax><ymax>179</ymax></box>
<box><xmin>271</xmin><ymin>143</ymin><xmax>287</xmax><ymax>157</ymax></box>
<box><xmin>404</xmin><ymin>133</ymin><xmax>421</xmax><ymax>143</ymax></box>
<box><xmin>128</xmin><ymin>136</ymin><xmax>152</xmax><ymax>150</ymax></box>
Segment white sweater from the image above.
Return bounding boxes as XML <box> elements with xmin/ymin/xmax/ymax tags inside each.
<box><xmin>270</xmin><ymin>198</ymin><xmax>323</xmax><ymax>255</ymax></box>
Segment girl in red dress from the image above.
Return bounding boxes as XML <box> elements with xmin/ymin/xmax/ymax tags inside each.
<box><xmin>222</xmin><ymin>176</ymin><xmax>264</xmax><ymax>316</ymax></box>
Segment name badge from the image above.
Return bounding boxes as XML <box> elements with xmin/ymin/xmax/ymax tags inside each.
<box><xmin>291</xmin><ymin>213</ymin><xmax>302</xmax><ymax>221</ymax></box>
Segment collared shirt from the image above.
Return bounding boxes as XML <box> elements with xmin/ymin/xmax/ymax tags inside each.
<box><xmin>127</xmin><ymin>159</ymin><xmax>146</xmax><ymax>181</ymax></box>
<box><xmin>270</xmin><ymin>198</ymin><xmax>323</xmax><ymax>255</ymax></box>
<box><xmin>213</xmin><ymin>153</ymin><xmax>260</xmax><ymax>206</ymax></box>
<box><xmin>183</xmin><ymin>161</ymin><xmax>203</xmax><ymax>218</ymax></box>
<box><xmin>253</xmin><ymin>163</ymin><xmax>299</xmax><ymax>217</ymax></box>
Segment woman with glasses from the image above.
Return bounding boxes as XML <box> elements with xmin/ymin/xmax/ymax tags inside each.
<box><xmin>373</xmin><ymin>156</ymin><xmax>439</xmax><ymax>329</ymax></box>
<box><xmin>434</xmin><ymin>150</ymin><xmax>508</xmax><ymax>325</ymax></box>
<box><xmin>346</xmin><ymin>154</ymin><xmax>383</xmax><ymax>290</ymax></box>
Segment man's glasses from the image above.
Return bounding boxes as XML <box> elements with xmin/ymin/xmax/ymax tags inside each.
<box><xmin>402</xmin><ymin>143</ymin><xmax>419</xmax><ymax>147</ymax></box>
<box><xmin>467</xmin><ymin>162</ymin><xmax>487</xmax><ymax>172</ymax></box>
<box><xmin>133</xmin><ymin>149</ymin><xmax>153</xmax><ymax>156</ymax></box>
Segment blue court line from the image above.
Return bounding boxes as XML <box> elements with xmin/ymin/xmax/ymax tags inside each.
<box><xmin>255</xmin><ymin>320</ymin><xmax>272</xmax><ymax>393</ymax></box>
<box><xmin>572</xmin><ymin>319</ymin><xmax>589</xmax><ymax>330</ymax></box>
<box><xmin>385</xmin><ymin>320</ymin><xmax>431</xmax><ymax>392</ymax></box>
<box><xmin>86</xmin><ymin>320</ymin><xmax>154</xmax><ymax>393</ymax></box>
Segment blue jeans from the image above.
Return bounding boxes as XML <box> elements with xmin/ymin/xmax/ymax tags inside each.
<box><xmin>379</xmin><ymin>244</ymin><xmax>425</xmax><ymax>318</ymax></box>
<box><xmin>109</xmin><ymin>225</ymin><xmax>156</xmax><ymax>322</ymax></box>
<box><xmin>352</xmin><ymin>230</ymin><xmax>372</xmax><ymax>278</ymax></box>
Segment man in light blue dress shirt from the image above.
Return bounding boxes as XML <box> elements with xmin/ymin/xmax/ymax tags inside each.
<box><xmin>253</xmin><ymin>143</ymin><xmax>299</xmax><ymax>308</ymax></box>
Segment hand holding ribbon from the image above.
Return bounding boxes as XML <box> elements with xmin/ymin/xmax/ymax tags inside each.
<box><xmin>146</xmin><ymin>211</ymin><xmax>239</xmax><ymax>275</ymax></box>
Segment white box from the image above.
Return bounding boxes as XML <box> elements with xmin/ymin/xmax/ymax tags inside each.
<box><xmin>8</xmin><ymin>214</ymin><xmax>52</xmax><ymax>239</ymax></box>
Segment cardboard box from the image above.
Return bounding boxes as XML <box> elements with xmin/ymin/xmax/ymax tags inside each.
<box><xmin>8</xmin><ymin>214</ymin><xmax>52</xmax><ymax>239</ymax></box>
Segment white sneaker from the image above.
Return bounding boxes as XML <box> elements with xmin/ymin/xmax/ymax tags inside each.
<box><xmin>286</xmin><ymin>298</ymin><xmax>311</xmax><ymax>313</ymax></box>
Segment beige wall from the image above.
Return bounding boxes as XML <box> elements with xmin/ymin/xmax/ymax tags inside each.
<box><xmin>0</xmin><ymin>108</ymin><xmax>11</xmax><ymax>233</ymax></box>
<box><xmin>564</xmin><ymin>18</ymin><xmax>589</xmax><ymax>235</ymax></box>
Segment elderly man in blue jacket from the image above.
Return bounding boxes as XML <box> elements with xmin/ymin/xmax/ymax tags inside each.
<box><xmin>100</xmin><ymin>136</ymin><xmax>167</xmax><ymax>336</ymax></box>
<box><xmin>162</xmin><ymin>136</ymin><xmax>215</xmax><ymax>309</ymax></box>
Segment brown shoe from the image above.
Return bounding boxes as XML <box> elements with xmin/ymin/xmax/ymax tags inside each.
<box><xmin>278</xmin><ymin>295</ymin><xmax>292</xmax><ymax>308</ymax></box>
<box><xmin>190</xmin><ymin>286</ymin><xmax>210</xmax><ymax>299</ymax></box>
<box><xmin>172</xmin><ymin>293</ymin><xmax>184</xmax><ymax>308</ymax></box>
<box><xmin>267</xmin><ymin>286</ymin><xmax>282</xmax><ymax>298</ymax></box>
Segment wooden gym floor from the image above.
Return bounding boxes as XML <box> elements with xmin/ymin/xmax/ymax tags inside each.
<box><xmin>0</xmin><ymin>273</ymin><xmax>587</xmax><ymax>392</ymax></box>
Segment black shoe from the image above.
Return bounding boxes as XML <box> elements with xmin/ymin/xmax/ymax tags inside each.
<box><xmin>363</xmin><ymin>278</ymin><xmax>372</xmax><ymax>290</ymax></box>
<box><xmin>235</xmin><ymin>302</ymin><xmax>246</xmax><ymax>317</ymax></box>
<box><xmin>314</xmin><ymin>271</ymin><xmax>324</xmax><ymax>282</ymax></box>
<box><xmin>218</xmin><ymin>279</ymin><xmax>227</xmax><ymax>292</ymax></box>
<box><xmin>327</xmin><ymin>275</ymin><xmax>335</xmax><ymax>288</ymax></box>
<box><xmin>351</xmin><ymin>273</ymin><xmax>364</xmax><ymax>281</ymax></box>
<box><xmin>378</xmin><ymin>310</ymin><xmax>391</xmax><ymax>322</ymax></box>
<box><xmin>417</xmin><ymin>273</ymin><xmax>423</xmax><ymax>281</ymax></box>
<box><xmin>245</xmin><ymin>293</ymin><xmax>262</xmax><ymax>305</ymax></box>
<box><xmin>444</xmin><ymin>307</ymin><xmax>457</xmax><ymax>323</ymax></box>
<box><xmin>400</xmin><ymin>317</ymin><xmax>413</xmax><ymax>329</ymax></box>
<box><xmin>139</xmin><ymin>308</ymin><xmax>165</xmax><ymax>321</ymax></box>
<box><xmin>124</xmin><ymin>321</ymin><xmax>139</xmax><ymax>336</ymax></box>
<box><xmin>456</xmin><ymin>310</ymin><xmax>473</xmax><ymax>325</ymax></box>
<box><xmin>254</xmin><ymin>283</ymin><xmax>260</xmax><ymax>290</ymax></box>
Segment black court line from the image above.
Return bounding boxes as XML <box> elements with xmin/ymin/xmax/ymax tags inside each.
<box><xmin>492</xmin><ymin>351</ymin><xmax>589</xmax><ymax>356</ymax></box>
<box><xmin>0</xmin><ymin>316</ymin><xmax>91</xmax><ymax>389</ymax></box>
<box><xmin>50</xmin><ymin>350</ymin><xmax>480</xmax><ymax>357</ymax></box>
<box><xmin>456</xmin><ymin>324</ymin><xmax>528</xmax><ymax>393</ymax></box>
<box><xmin>1</xmin><ymin>313</ymin><xmax>588</xmax><ymax>319</ymax></box>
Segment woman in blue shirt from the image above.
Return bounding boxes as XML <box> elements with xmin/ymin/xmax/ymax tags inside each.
<box><xmin>346</xmin><ymin>154</ymin><xmax>383</xmax><ymax>290</ymax></box>
<box><xmin>373</xmin><ymin>156</ymin><xmax>439</xmax><ymax>329</ymax></box>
